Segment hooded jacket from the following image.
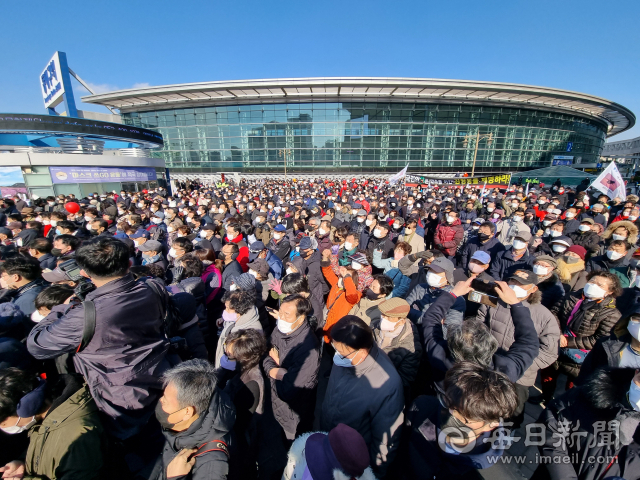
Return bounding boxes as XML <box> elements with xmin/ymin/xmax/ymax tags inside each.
<box><xmin>539</xmin><ymin>368</ymin><xmax>640</xmax><ymax>480</ymax></box>
<box><xmin>25</xmin><ymin>375</ymin><xmax>105</xmax><ymax>480</ymax></box>
<box><xmin>602</xmin><ymin>220</ymin><xmax>639</xmax><ymax>246</ymax></box>
<box><xmin>478</xmin><ymin>294</ymin><xmax>560</xmax><ymax>386</ymax></box>
<box><xmin>320</xmin><ymin>344</ymin><xmax>404</xmax><ymax>478</ymax></box>
<box><xmin>155</xmin><ymin>389</ymin><xmax>236</xmax><ymax>480</ymax></box>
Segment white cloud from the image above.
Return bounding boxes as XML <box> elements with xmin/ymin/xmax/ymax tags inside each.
<box><xmin>131</xmin><ymin>82</ymin><xmax>151</xmax><ymax>89</ymax></box>
<box><xmin>84</xmin><ymin>82</ymin><xmax>119</xmax><ymax>94</ymax></box>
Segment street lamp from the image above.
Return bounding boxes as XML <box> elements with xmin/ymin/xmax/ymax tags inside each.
<box><xmin>463</xmin><ymin>132</ymin><xmax>493</xmax><ymax>177</ymax></box>
<box><xmin>278</xmin><ymin>148</ymin><xmax>292</xmax><ymax>182</ymax></box>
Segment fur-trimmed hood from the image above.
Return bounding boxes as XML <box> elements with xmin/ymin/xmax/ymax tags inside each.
<box><xmin>603</xmin><ymin>220</ymin><xmax>638</xmax><ymax>245</ymax></box>
<box><xmin>282</xmin><ymin>431</ymin><xmax>377</xmax><ymax>480</ymax></box>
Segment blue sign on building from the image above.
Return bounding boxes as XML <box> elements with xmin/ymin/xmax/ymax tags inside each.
<box><xmin>567</xmin><ymin>142</ymin><xmax>573</xmax><ymax>152</ymax></box>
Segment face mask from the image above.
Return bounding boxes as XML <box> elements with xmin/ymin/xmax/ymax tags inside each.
<box><xmin>509</xmin><ymin>284</ymin><xmax>529</xmax><ymax>299</ymax></box>
<box><xmin>533</xmin><ymin>264</ymin><xmax>550</xmax><ymax>276</ymax></box>
<box><xmin>278</xmin><ymin>316</ymin><xmax>302</xmax><ymax>334</ymax></box>
<box><xmin>446</xmin><ymin>216</ymin><xmax>456</xmax><ymax>224</ymax></box>
<box><xmin>629</xmin><ymin>381</ymin><xmax>640</xmax><ymax>412</ymax></box>
<box><xmin>469</xmin><ymin>263</ymin><xmax>485</xmax><ymax>274</ymax></box>
<box><xmin>550</xmin><ymin>230</ymin><xmax>562</xmax><ymax>238</ymax></box>
<box><xmin>373</xmin><ymin>229</ymin><xmax>382</xmax><ymax>238</ymax></box>
<box><xmin>351</xmin><ymin>261</ymin><xmax>363</xmax><ymax>270</ymax></box>
<box><xmin>628</xmin><ymin>319</ymin><xmax>640</xmax><ymax>341</ymax></box>
<box><xmin>565</xmin><ymin>212</ymin><xmax>575</xmax><ymax>219</ymax></box>
<box><xmin>578</xmin><ymin>225</ymin><xmax>591</xmax><ymax>232</ymax></box>
<box><xmin>607</xmin><ymin>250</ymin><xmax>624</xmax><ymax>260</ymax></box>
<box><xmin>612</xmin><ymin>234</ymin><xmax>627</xmax><ymax>241</ymax></box>
<box><xmin>357</xmin><ymin>217</ymin><xmax>365</xmax><ymax>223</ymax></box>
<box><xmin>344</xmin><ymin>242</ymin><xmax>354</xmax><ymax>251</ymax></box>
<box><xmin>543</xmin><ymin>220</ymin><xmax>552</xmax><ymax>226</ymax></box>
<box><xmin>364</xmin><ymin>288</ymin><xmax>379</xmax><ymax>300</ymax></box>
<box><xmin>365</xmin><ymin>219</ymin><xmax>373</xmax><ymax>226</ymax></box>
<box><xmin>84</xmin><ymin>216</ymin><xmax>93</xmax><ymax>223</ymax></box>
<box><xmin>222</xmin><ymin>310</ymin><xmax>238</xmax><ymax>322</ymax></box>
<box><xmin>493</xmin><ymin>213</ymin><xmax>500</xmax><ymax>219</ymax></box>
<box><xmin>552</xmin><ymin>244</ymin><xmax>567</xmax><ymax>253</ymax></box>
<box><xmin>31</xmin><ymin>310</ymin><xmax>46</xmax><ymax>323</ymax></box>
<box><xmin>333</xmin><ymin>352</ymin><xmax>354</xmax><ymax>368</ymax></box>
<box><xmin>512</xmin><ymin>240</ymin><xmax>527</xmax><ymax>250</ymax></box>
<box><xmin>512</xmin><ymin>216</ymin><xmax>523</xmax><ymax>223</ymax></box>
<box><xmin>427</xmin><ymin>272</ymin><xmax>444</xmax><ymax>288</ymax></box>
<box><xmin>380</xmin><ymin>316</ymin><xmax>399</xmax><ymax>332</ymax></box>
<box><xmin>583</xmin><ymin>282</ymin><xmax>607</xmax><ymax>300</ymax></box>
<box><xmin>154</xmin><ymin>402</ymin><xmax>185</xmax><ymax>430</ymax></box>
<box><xmin>1</xmin><ymin>416</ymin><xmax>36</xmax><ymax>435</ymax></box>
<box><xmin>487</xmin><ymin>207</ymin><xmax>495</xmax><ymax>212</ymax></box>
<box><xmin>168</xmin><ymin>248</ymin><xmax>177</xmax><ymax>258</ymax></box>
<box><xmin>220</xmin><ymin>354</ymin><xmax>237</xmax><ymax>371</ymax></box>
<box><xmin>151</xmin><ymin>217</ymin><xmax>162</xmax><ymax>224</ymax></box>
<box><xmin>286</xmin><ymin>267</ymin><xmax>294</xmax><ymax>275</ymax></box>
<box><xmin>249</xmin><ymin>269</ymin><xmax>259</xmax><ymax>278</ymax></box>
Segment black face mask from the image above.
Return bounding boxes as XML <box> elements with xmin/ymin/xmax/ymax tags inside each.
<box><xmin>217</xmin><ymin>252</ymin><xmax>226</xmax><ymax>262</ymax></box>
<box><xmin>477</xmin><ymin>233</ymin><xmax>491</xmax><ymax>241</ymax></box>
<box><xmin>51</xmin><ymin>248</ymin><xmax>63</xmax><ymax>257</ymax></box>
<box><xmin>365</xmin><ymin>288</ymin><xmax>380</xmax><ymax>300</ymax></box>
<box><xmin>155</xmin><ymin>401</ymin><xmax>184</xmax><ymax>430</ymax></box>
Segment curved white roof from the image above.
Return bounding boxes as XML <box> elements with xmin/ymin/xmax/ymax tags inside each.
<box><xmin>81</xmin><ymin>77</ymin><xmax>635</xmax><ymax>137</ymax></box>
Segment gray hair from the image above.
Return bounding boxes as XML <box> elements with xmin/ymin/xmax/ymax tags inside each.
<box><xmin>162</xmin><ymin>359</ymin><xmax>217</xmax><ymax>415</ymax></box>
<box><xmin>447</xmin><ymin>319</ymin><xmax>498</xmax><ymax>367</ymax></box>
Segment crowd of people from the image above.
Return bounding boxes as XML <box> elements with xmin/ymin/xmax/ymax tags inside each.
<box><xmin>0</xmin><ymin>175</ymin><xmax>638</xmax><ymax>480</ymax></box>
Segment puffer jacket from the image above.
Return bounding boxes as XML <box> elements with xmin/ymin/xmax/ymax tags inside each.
<box><xmin>262</xmin><ymin>320</ymin><xmax>320</xmax><ymax>440</ymax></box>
<box><xmin>554</xmin><ymin>291</ymin><xmax>621</xmax><ymax>377</ymax></box>
<box><xmin>459</xmin><ymin>235</ymin><xmax>506</xmax><ymax>271</ymax></box>
<box><xmin>478</xmin><ymin>296</ymin><xmax>560</xmax><ymax>386</ymax></box>
<box><xmin>214</xmin><ymin>306</ymin><xmax>263</xmax><ymax>368</ymax></box>
<box><xmin>567</xmin><ymin>229</ymin><xmax>601</xmax><ymax>257</ymax></box>
<box><xmin>25</xmin><ymin>376</ymin><xmax>104</xmax><ymax>480</ymax></box>
<box><xmin>405</xmin><ymin>283</ymin><xmax>466</xmax><ymax>334</ymax></box>
<box><xmin>155</xmin><ymin>389</ymin><xmax>235</xmax><ymax>480</ymax></box>
<box><xmin>433</xmin><ymin>218</ymin><xmax>464</xmax><ymax>257</ymax></box>
<box><xmin>371</xmin><ymin>318</ymin><xmax>422</xmax><ymax>387</ymax></box>
<box><xmin>489</xmin><ymin>246</ymin><xmax>535</xmax><ymax>281</ymax></box>
<box><xmin>586</xmin><ymin>254</ymin><xmax>634</xmax><ymax>288</ymax></box>
<box><xmin>496</xmin><ymin>218</ymin><xmax>531</xmax><ymax>247</ymax></box>
<box><xmin>537</xmin><ymin>272</ymin><xmax>566</xmax><ymax>313</ymax></box>
<box><xmin>539</xmin><ymin>368</ymin><xmax>640</xmax><ymax>480</ymax></box>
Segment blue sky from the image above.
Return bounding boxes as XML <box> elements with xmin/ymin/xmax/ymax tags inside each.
<box><xmin>2</xmin><ymin>0</ymin><xmax>639</xmax><ymax>140</ymax></box>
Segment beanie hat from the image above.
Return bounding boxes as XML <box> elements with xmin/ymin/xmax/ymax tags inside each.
<box><xmin>306</xmin><ymin>423</ymin><xmax>371</xmax><ymax>480</ymax></box>
<box><xmin>378</xmin><ymin>298</ymin><xmax>410</xmax><ymax>318</ymax></box>
<box><xmin>232</xmin><ymin>273</ymin><xmax>256</xmax><ymax>291</ymax></box>
<box><xmin>566</xmin><ymin>245</ymin><xmax>587</xmax><ymax>260</ymax></box>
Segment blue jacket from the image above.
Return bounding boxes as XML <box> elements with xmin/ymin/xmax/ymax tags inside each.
<box><xmin>386</xmin><ymin>268</ymin><xmax>412</xmax><ymax>299</ymax></box>
<box><xmin>423</xmin><ymin>291</ymin><xmax>539</xmax><ymax>392</ymax></box>
<box><xmin>459</xmin><ymin>235</ymin><xmax>506</xmax><ymax>271</ymax></box>
<box><xmin>265</xmin><ymin>249</ymin><xmax>283</xmax><ymax>280</ymax></box>
<box><xmin>11</xmin><ymin>278</ymin><xmax>48</xmax><ymax>316</ymax></box>
<box><xmin>489</xmin><ymin>247</ymin><xmax>535</xmax><ymax>281</ymax></box>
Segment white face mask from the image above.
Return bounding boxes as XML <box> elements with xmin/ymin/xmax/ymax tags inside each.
<box><xmin>344</xmin><ymin>242</ymin><xmax>354</xmax><ymax>251</ymax></box>
<box><xmin>509</xmin><ymin>284</ymin><xmax>529</xmax><ymax>299</ymax></box>
<box><xmin>426</xmin><ymin>272</ymin><xmax>444</xmax><ymax>288</ymax></box>
<box><xmin>533</xmin><ymin>264</ymin><xmax>549</xmax><ymax>276</ymax></box>
<box><xmin>84</xmin><ymin>216</ymin><xmax>93</xmax><ymax>222</ymax></box>
<box><xmin>583</xmin><ymin>282</ymin><xmax>607</xmax><ymax>300</ymax></box>
<box><xmin>543</xmin><ymin>220</ymin><xmax>552</xmax><ymax>226</ymax></box>
<box><xmin>351</xmin><ymin>261</ymin><xmax>363</xmax><ymax>270</ymax></box>
<box><xmin>365</xmin><ymin>219</ymin><xmax>373</xmax><ymax>226</ymax></box>
<box><xmin>512</xmin><ymin>216</ymin><xmax>523</xmax><ymax>223</ymax></box>
<box><xmin>151</xmin><ymin>218</ymin><xmax>162</xmax><ymax>224</ymax></box>
<box><xmin>1</xmin><ymin>416</ymin><xmax>36</xmax><ymax>435</ymax></box>
<box><xmin>446</xmin><ymin>216</ymin><xmax>455</xmax><ymax>223</ymax></box>
<box><xmin>607</xmin><ymin>250</ymin><xmax>624</xmax><ymax>260</ymax></box>
<box><xmin>357</xmin><ymin>217</ymin><xmax>365</xmax><ymax>223</ymax></box>
<box><xmin>631</xmin><ymin>216</ymin><xmax>639</xmax><ymax>222</ymax></box>
<box><xmin>373</xmin><ymin>229</ymin><xmax>382</xmax><ymax>238</ymax></box>
<box><xmin>552</xmin><ymin>244</ymin><xmax>567</xmax><ymax>253</ymax></box>
<box><xmin>578</xmin><ymin>225</ymin><xmax>591</xmax><ymax>232</ymax></box>
<box><xmin>493</xmin><ymin>213</ymin><xmax>500</xmax><ymax>219</ymax></box>
<box><xmin>512</xmin><ymin>239</ymin><xmax>527</xmax><ymax>250</ymax></box>
<box><xmin>286</xmin><ymin>267</ymin><xmax>294</xmax><ymax>275</ymax></box>
<box><xmin>550</xmin><ymin>230</ymin><xmax>562</xmax><ymax>238</ymax></box>
<box><xmin>612</xmin><ymin>234</ymin><xmax>627</xmax><ymax>241</ymax></box>
<box><xmin>628</xmin><ymin>319</ymin><xmax>640</xmax><ymax>341</ymax></box>
<box><xmin>168</xmin><ymin>248</ymin><xmax>177</xmax><ymax>258</ymax></box>
<box><xmin>318</xmin><ymin>228</ymin><xmax>327</xmax><ymax>236</ymax></box>
<box><xmin>277</xmin><ymin>316</ymin><xmax>302</xmax><ymax>334</ymax></box>
<box><xmin>249</xmin><ymin>269</ymin><xmax>259</xmax><ymax>278</ymax></box>
<box><xmin>31</xmin><ymin>310</ymin><xmax>46</xmax><ymax>323</ymax></box>
<box><xmin>487</xmin><ymin>207</ymin><xmax>495</xmax><ymax>212</ymax></box>
<box><xmin>380</xmin><ymin>316</ymin><xmax>399</xmax><ymax>332</ymax></box>
<box><xmin>565</xmin><ymin>212</ymin><xmax>575</xmax><ymax>218</ymax></box>
<box><xmin>629</xmin><ymin>380</ymin><xmax>640</xmax><ymax>412</ymax></box>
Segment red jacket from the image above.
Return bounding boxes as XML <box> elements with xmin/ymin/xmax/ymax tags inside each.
<box><xmin>225</xmin><ymin>233</ymin><xmax>249</xmax><ymax>272</ymax></box>
<box><xmin>434</xmin><ymin>218</ymin><xmax>464</xmax><ymax>256</ymax></box>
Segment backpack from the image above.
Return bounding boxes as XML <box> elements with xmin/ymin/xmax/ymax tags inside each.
<box><xmin>77</xmin><ymin>278</ymin><xmax>184</xmax><ymax>353</ymax></box>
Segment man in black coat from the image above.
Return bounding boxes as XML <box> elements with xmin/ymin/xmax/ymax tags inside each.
<box><xmin>459</xmin><ymin>221</ymin><xmax>505</xmax><ymax>271</ymax></box>
<box><xmin>489</xmin><ymin>231</ymin><xmax>535</xmax><ymax>281</ymax></box>
<box><xmin>299</xmin><ymin>236</ymin><xmax>328</xmax><ymax>325</ymax></box>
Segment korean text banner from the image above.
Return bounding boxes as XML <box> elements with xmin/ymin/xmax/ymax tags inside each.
<box><xmin>49</xmin><ymin>166</ymin><xmax>157</xmax><ymax>184</ymax></box>
<box><xmin>405</xmin><ymin>173</ymin><xmax>511</xmax><ymax>187</ymax></box>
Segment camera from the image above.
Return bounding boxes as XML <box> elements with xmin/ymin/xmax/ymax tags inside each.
<box><xmin>58</xmin><ymin>259</ymin><xmax>84</xmax><ymax>282</ymax></box>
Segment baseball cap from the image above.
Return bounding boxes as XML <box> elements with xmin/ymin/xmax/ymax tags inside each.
<box><xmin>549</xmin><ymin>235</ymin><xmax>573</xmax><ymax>247</ymax></box>
<box><xmin>138</xmin><ymin>240</ymin><xmax>163</xmax><ymax>252</ymax></box>
<box><xmin>470</xmin><ymin>251</ymin><xmax>491</xmax><ymax>265</ymax></box>
<box><xmin>299</xmin><ymin>236</ymin><xmax>313</xmax><ymax>251</ymax></box>
<box><xmin>514</xmin><ymin>230</ymin><xmax>532</xmax><ymax>242</ymax></box>
<box><xmin>130</xmin><ymin>230</ymin><xmax>150</xmax><ymax>239</ymax></box>
<box><xmin>153</xmin><ymin>211</ymin><xmax>165</xmax><ymax>219</ymax></box>
<box><xmin>274</xmin><ymin>224</ymin><xmax>286</xmax><ymax>232</ymax></box>
<box><xmin>428</xmin><ymin>257</ymin><xmax>455</xmax><ymax>283</ymax></box>
<box><xmin>356</xmin><ymin>209</ymin><xmax>367</xmax><ymax>216</ymax></box>
<box><xmin>509</xmin><ymin>269</ymin><xmax>539</xmax><ymax>286</ymax></box>
<box><xmin>580</xmin><ymin>218</ymin><xmax>595</xmax><ymax>225</ymax></box>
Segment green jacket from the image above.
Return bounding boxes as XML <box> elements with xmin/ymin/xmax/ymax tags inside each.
<box><xmin>25</xmin><ymin>384</ymin><xmax>104</xmax><ymax>480</ymax></box>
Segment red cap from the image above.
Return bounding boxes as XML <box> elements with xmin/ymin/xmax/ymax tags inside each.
<box><xmin>566</xmin><ymin>245</ymin><xmax>587</xmax><ymax>260</ymax></box>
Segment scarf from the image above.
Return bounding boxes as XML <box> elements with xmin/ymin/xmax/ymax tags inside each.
<box><xmin>556</xmin><ymin>258</ymin><xmax>585</xmax><ymax>283</ymax></box>
<box><xmin>339</xmin><ymin>247</ymin><xmax>357</xmax><ymax>266</ymax></box>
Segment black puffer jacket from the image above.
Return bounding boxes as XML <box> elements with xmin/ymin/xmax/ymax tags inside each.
<box><xmin>155</xmin><ymin>389</ymin><xmax>236</xmax><ymax>480</ymax></box>
<box><xmin>262</xmin><ymin>320</ymin><xmax>320</xmax><ymax>440</ymax></box>
<box><xmin>539</xmin><ymin>368</ymin><xmax>640</xmax><ymax>480</ymax></box>
<box><xmin>302</xmin><ymin>251</ymin><xmax>328</xmax><ymax>325</ymax></box>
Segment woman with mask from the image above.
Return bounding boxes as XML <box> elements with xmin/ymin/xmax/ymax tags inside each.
<box><xmin>320</xmin><ymin>315</ymin><xmax>404</xmax><ymax>479</ymax></box>
<box><xmin>348</xmin><ymin>274</ymin><xmax>395</xmax><ymax>325</ymax></box>
<box><xmin>545</xmin><ymin>271</ymin><xmax>622</xmax><ymax>397</ymax></box>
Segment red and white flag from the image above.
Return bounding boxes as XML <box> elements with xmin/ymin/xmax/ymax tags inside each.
<box><xmin>591</xmin><ymin>161</ymin><xmax>626</xmax><ymax>201</ymax></box>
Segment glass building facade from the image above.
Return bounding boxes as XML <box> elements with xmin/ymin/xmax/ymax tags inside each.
<box><xmin>122</xmin><ymin>102</ymin><xmax>608</xmax><ymax>174</ymax></box>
